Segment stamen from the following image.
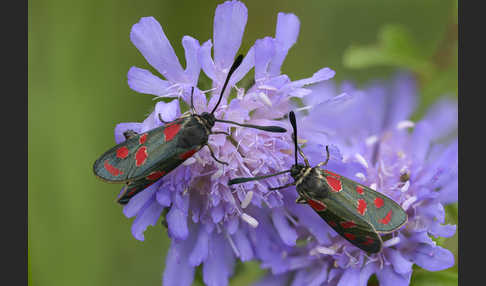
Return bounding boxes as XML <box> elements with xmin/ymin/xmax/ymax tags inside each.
<box><xmin>397</xmin><ymin>120</ymin><xmax>415</xmax><ymax>130</ymax></box>
<box><xmin>355</xmin><ymin>153</ymin><xmax>369</xmax><ymax>169</ymax></box>
<box><xmin>258</xmin><ymin>85</ymin><xmax>278</xmax><ymax>91</ymax></box>
<box><xmin>383</xmin><ymin>236</ymin><xmax>401</xmax><ymax>248</ymax></box>
<box><xmin>365</xmin><ymin>135</ymin><xmax>378</xmax><ymax>146</ymax></box>
<box><xmin>294</xmin><ymin>105</ymin><xmax>313</xmax><ymax>112</ymax></box>
<box><xmin>400</xmin><ymin>180</ymin><xmax>410</xmax><ymax>192</ymax></box>
<box><xmin>259</xmin><ymin>92</ymin><xmax>273</xmax><ymax>106</ymax></box>
<box><xmin>311</xmin><ymin>246</ymin><xmax>337</xmax><ymax>255</ymax></box>
<box><xmin>225</xmin><ymin>231</ymin><xmax>240</xmax><ymax>258</ymax></box>
<box><xmin>182</xmin><ymin>157</ymin><xmax>196</xmax><ymax>166</ymax></box>
<box><xmin>355</xmin><ymin>172</ymin><xmax>366</xmax><ymax>181</ymax></box>
<box><xmin>211</xmin><ymin>168</ymin><xmax>224</xmax><ymax>180</ymax></box>
<box><xmin>240</xmin><ymin>191</ymin><xmax>254</xmax><ymax>209</ymax></box>
<box><xmin>401</xmin><ymin>195</ymin><xmax>417</xmax><ymax>211</ymax></box>
<box><xmin>241</xmin><ymin>213</ymin><xmax>259</xmax><ymax>228</ymax></box>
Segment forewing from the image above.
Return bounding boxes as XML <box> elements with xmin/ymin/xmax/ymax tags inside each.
<box><xmin>305</xmin><ymin>195</ymin><xmax>383</xmax><ymax>253</ymax></box>
<box><xmin>93</xmin><ymin>117</ymin><xmax>189</xmax><ymax>182</ymax></box>
<box><xmin>322</xmin><ymin>169</ymin><xmax>408</xmax><ymax>233</ymax></box>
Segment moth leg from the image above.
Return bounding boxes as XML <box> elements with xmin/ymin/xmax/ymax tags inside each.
<box><xmin>298</xmin><ymin>147</ymin><xmax>310</xmax><ymax>167</ymax></box>
<box><xmin>317</xmin><ymin>145</ymin><xmax>330</xmax><ymax>167</ymax></box>
<box><xmin>295</xmin><ymin>196</ymin><xmax>307</xmax><ymax>204</ymax></box>
<box><xmin>212</xmin><ymin>131</ymin><xmax>231</xmax><ymax>136</ymax></box>
<box><xmin>158</xmin><ymin>113</ymin><xmax>170</xmax><ymax>124</ymax></box>
<box><xmin>123</xmin><ymin>130</ymin><xmax>139</xmax><ymax>140</ymax></box>
<box><xmin>268</xmin><ymin>182</ymin><xmax>295</xmax><ymax>191</ymax></box>
<box><xmin>205</xmin><ymin>144</ymin><xmax>229</xmax><ymax>165</ymax></box>
<box><xmin>190</xmin><ymin>86</ymin><xmax>197</xmax><ymax>114</ymax></box>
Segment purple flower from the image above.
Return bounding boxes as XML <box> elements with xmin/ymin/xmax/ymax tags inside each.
<box><xmin>249</xmin><ymin>73</ymin><xmax>457</xmax><ymax>286</ymax></box>
<box><xmin>115</xmin><ymin>1</ymin><xmax>334</xmax><ymax>285</ymax></box>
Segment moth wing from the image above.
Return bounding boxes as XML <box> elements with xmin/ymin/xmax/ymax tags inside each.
<box><xmin>322</xmin><ymin>169</ymin><xmax>408</xmax><ymax>233</ymax></box>
<box><xmin>307</xmin><ymin>194</ymin><xmax>383</xmax><ymax>253</ymax></box>
<box><xmin>93</xmin><ymin>117</ymin><xmax>189</xmax><ymax>183</ymax></box>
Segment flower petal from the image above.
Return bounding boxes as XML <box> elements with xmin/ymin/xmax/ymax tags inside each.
<box><xmin>163</xmin><ymin>238</ymin><xmax>196</xmax><ymax>286</ymax></box>
<box><xmin>386</xmin><ymin>248</ymin><xmax>413</xmax><ymax>274</ymax></box>
<box><xmin>131</xmin><ymin>199</ymin><xmax>163</xmax><ymax>241</ymax></box>
<box><xmin>167</xmin><ymin>206</ymin><xmax>189</xmax><ymax>240</ymax></box>
<box><xmin>114</xmin><ymin>122</ymin><xmax>143</xmax><ymax>144</ymax></box>
<box><xmin>155</xmin><ymin>100</ymin><xmax>181</xmax><ymax>123</ymax></box>
<box><xmin>424</xmin><ymin>98</ymin><xmax>458</xmax><ymax>141</ymax></box>
<box><xmin>203</xmin><ymin>232</ymin><xmax>235</xmax><ymax>286</ymax></box>
<box><xmin>358</xmin><ymin>263</ymin><xmax>378</xmax><ymax>286</ymax></box>
<box><xmin>375</xmin><ymin>265</ymin><xmax>411</xmax><ymax>286</ymax></box>
<box><xmin>130</xmin><ymin>17</ymin><xmax>185</xmax><ymax>82</ymax></box>
<box><xmin>228</xmin><ymin>45</ymin><xmax>255</xmax><ymax>87</ymax></box>
<box><xmin>199</xmin><ymin>40</ymin><xmax>218</xmax><ymax>81</ymax></box>
<box><xmin>233</xmin><ymin>228</ymin><xmax>253</xmax><ymax>261</ymax></box>
<box><xmin>337</xmin><ymin>267</ymin><xmax>360</xmax><ymax>286</ymax></box>
<box><xmin>123</xmin><ymin>182</ymin><xmax>159</xmax><ymax>218</ymax></box>
<box><xmin>282</xmin><ymin>67</ymin><xmax>335</xmax><ymax>91</ymax></box>
<box><xmin>254</xmin><ymin>37</ymin><xmax>276</xmax><ymax>80</ymax></box>
<box><xmin>189</xmin><ymin>225</ymin><xmax>209</xmax><ymax>266</ymax></box>
<box><xmin>413</xmin><ymin>244</ymin><xmax>455</xmax><ymax>271</ymax></box>
<box><xmin>182</xmin><ymin>35</ymin><xmax>201</xmax><ymax>85</ymax></box>
<box><xmin>269</xmin><ymin>13</ymin><xmax>300</xmax><ymax>75</ymax></box>
<box><xmin>271</xmin><ymin>208</ymin><xmax>297</xmax><ymax>246</ymax></box>
<box><xmin>127</xmin><ymin>66</ymin><xmax>171</xmax><ymax>97</ymax></box>
<box><xmin>386</xmin><ymin>73</ymin><xmax>417</xmax><ymax>128</ymax></box>
<box><xmin>213</xmin><ymin>0</ymin><xmax>248</xmax><ymax>70</ymax></box>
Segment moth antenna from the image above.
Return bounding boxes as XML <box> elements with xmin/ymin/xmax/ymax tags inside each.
<box><xmin>210</xmin><ymin>54</ymin><xmax>244</xmax><ymax>115</ymax></box>
<box><xmin>214</xmin><ymin>119</ymin><xmax>286</xmax><ymax>133</ymax></box>
<box><xmin>228</xmin><ymin>169</ymin><xmax>291</xmax><ymax>185</ymax></box>
<box><xmin>190</xmin><ymin>86</ymin><xmax>196</xmax><ymax>114</ymax></box>
<box><xmin>289</xmin><ymin>111</ymin><xmax>299</xmax><ymax>165</ymax></box>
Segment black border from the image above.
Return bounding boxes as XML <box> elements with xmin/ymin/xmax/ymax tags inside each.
<box><xmin>3</xmin><ymin>0</ymin><xmax>27</xmax><ymax>284</ymax></box>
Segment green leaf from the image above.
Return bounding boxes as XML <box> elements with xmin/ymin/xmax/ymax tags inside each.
<box><xmin>343</xmin><ymin>24</ymin><xmax>435</xmax><ymax>78</ymax></box>
<box><xmin>411</xmin><ymin>268</ymin><xmax>458</xmax><ymax>286</ymax></box>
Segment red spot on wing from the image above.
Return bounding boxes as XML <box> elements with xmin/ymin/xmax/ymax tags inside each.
<box><xmin>139</xmin><ymin>133</ymin><xmax>148</xmax><ymax>144</ymax></box>
<box><xmin>374</xmin><ymin>197</ymin><xmax>384</xmax><ymax>208</ymax></box>
<box><xmin>307</xmin><ymin>199</ymin><xmax>327</xmax><ymax>212</ymax></box>
<box><xmin>326</xmin><ymin>176</ymin><xmax>342</xmax><ymax>192</ymax></box>
<box><xmin>135</xmin><ymin>146</ymin><xmax>148</xmax><ymax>166</ymax></box>
<box><xmin>116</xmin><ymin>146</ymin><xmax>129</xmax><ymax>159</ymax></box>
<box><xmin>356</xmin><ymin>185</ymin><xmax>364</xmax><ymax>195</ymax></box>
<box><xmin>104</xmin><ymin>160</ymin><xmax>124</xmax><ymax>176</ymax></box>
<box><xmin>340</xmin><ymin>221</ymin><xmax>357</xmax><ymax>229</ymax></box>
<box><xmin>146</xmin><ymin>170</ymin><xmax>166</xmax><ymax>181</ymax></box>
<box><xmin>357</xmin><ymin>199</ymin><xmax>367</xmax><ymax>216</ymax></box>
<box><xmin>328</xmin><ymin>221</ymin><xmax>337</xmax><ymax>227</ymax></box>
<box><xmin>344</xmin><ymin>233</ymin><xmax>356</xmax><ymax>240</ymax></box>
<box><xmin>361</xmin><ymin>236</ymin><xmax>375</xmax><ymax>246</ymax></box>
<box><xmin>180</xmin><ymin>149</ymin><xmax>197</xmax><ymax>160</ymax></box>
<box><xmin>164</xmin><ymin>124</ymin><xmax>181</xmax><ymax>142</ymax></box>
<box><xmin>324</xmin><ymin>170</ymin><xmax>341</xmax><ymax>178</ymax></box>
<box><xmin>379</xmin><ymin>209</ymin><xmax>393</xmax><ymax>225</ymax></box>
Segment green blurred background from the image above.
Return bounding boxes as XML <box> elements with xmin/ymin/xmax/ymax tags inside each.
<box><xmin>28</xmin><ymin>0</ymin><xmax>457</xmax><ymax>285</ymax></box>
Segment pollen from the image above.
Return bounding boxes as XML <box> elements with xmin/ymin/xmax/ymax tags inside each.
<box><xmin>241</xmin><ymin>213</ymin><xmax>259</xmax><ymax>228</ymax></box>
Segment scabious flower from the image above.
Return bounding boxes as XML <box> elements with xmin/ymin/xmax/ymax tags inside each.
<box><xmin>114</xmin><ymin>1</ymin><xmax>334</xmax><ymax>285</ymax></box>
<box><xmin>249</xmin><ymin>74</ymin><xmax>458</xmax><ymax>286</ymax></box>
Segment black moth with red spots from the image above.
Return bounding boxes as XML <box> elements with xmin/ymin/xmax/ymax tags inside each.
<box><xmin>93</xmin><ymin>55</ymin><xmax>287</xmax><ymax>204</ymax></box>
<box><xmin>228</xmin><ymin>111</ymin><xmax>407</xmax><ymax>253</ymax></box>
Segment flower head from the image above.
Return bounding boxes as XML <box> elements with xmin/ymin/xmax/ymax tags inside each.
<box><xmin>249</xmin><ymin>73</ymin><xmax>458</xmax><ymax>286</ymax></box>
<box><xmin>115</xmin><ymin>1</ymin><xmax>335</xmax><ymax>285</ymax></box>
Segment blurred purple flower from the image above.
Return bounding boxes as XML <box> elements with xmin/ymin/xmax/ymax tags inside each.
<box><xmin>249</xmin><ymin>73</ymin><xmax>458</xmax><ymax>286</ymax></box>
<box><xmin>116</xmin><ymin>1</ymin><xmax>334</xmax><ymax>285</ymax></box>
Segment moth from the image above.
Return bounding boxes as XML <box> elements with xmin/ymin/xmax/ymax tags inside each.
<box><xmin>229</xmin><ymin>111</ymin><xmax>407</xmax><ymax>253</ymax></box>
<box><xmin>94</xmin><ymin>55</ymin><xmax>287</xmax><ymax>204</ymax></box>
